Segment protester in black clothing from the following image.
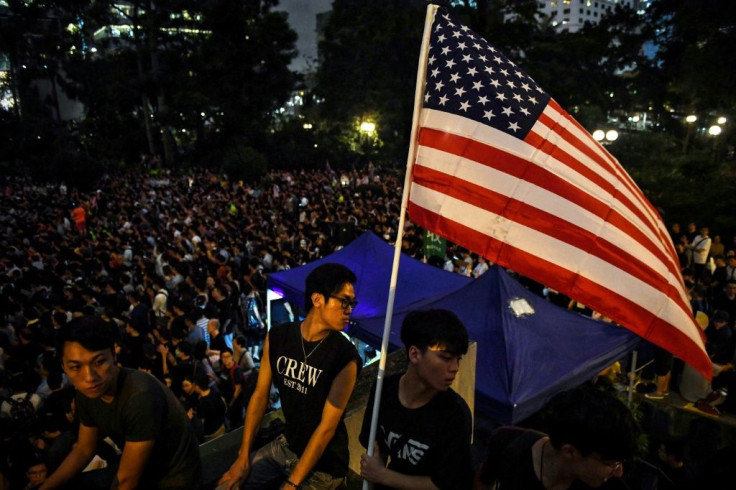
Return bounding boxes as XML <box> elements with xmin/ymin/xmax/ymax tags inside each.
<box><xmin>474</xmin><ymin>384</ymin><xmax>639</xmax><ymax>490</ymax></box>
<box><xmin>219</xmin><ymin>263</ymin><xmax>361</xmax><ymax>490</ymax></box>
<box><xmin>359</xmin><ymin>309</ymin><xmax>473</xmax><ymax>489</ymax></box>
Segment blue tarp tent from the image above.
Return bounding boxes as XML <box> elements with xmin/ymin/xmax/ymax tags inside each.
<box><xmin>267</xmin><ymin>231</ymin><xmax>639</xmax><ymax>424</ymax></box>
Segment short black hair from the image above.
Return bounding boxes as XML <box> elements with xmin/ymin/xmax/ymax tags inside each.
<box><xmin>304</xmin><ymin>263</ymin><xmax>357</xmax><ymax>312</ymax></box>
<box><xmin>56</xmin><ymin>315</ymin><xmax>116</xmax><ymax>354</ymax></box>
<box><xmin>400</xmin><ymin>309</ymin><xmax>469</xmax><ymax>356</ymax></box>
<box><xmin>542</xmin><ymin>384</ymin><xmax>639</xmax><ymax>462</ymax></box>
<box><xmin>193</xmin><ymin>370</ymin><xmax>210</xmax><ymax>390</ymax></box>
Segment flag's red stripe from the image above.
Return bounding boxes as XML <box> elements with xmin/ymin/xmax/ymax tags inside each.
<box><xmin>410</xmin><ymin>163</ymin><xmax>693</xmax><ymax>319</ymax></box>
<box><xmin>416</xmin><ymin>128</ymin><xmax>683</xmax><ymax>284</ymax></box>
<box><xmin>548</xmin><ymin>99</ymin><xmax>661</xmax><ymax>219</ymax></box>
<box><xmin>530</xmin><ymin>113</ymin><xmax>661</xmax><ymax>244</ymax></box>
<box><xmin>407</xmin><ymin>202</ymin><xmax>710</xmax><ymax>376</ymax></box>
<box><xmin>540</xmin><ymin>103</ymin><xmax>682</xmax><ymax>268</ymax></box>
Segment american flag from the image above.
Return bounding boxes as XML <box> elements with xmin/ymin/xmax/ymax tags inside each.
<box><xmin>407</xmin><ymin>9</ymin><xmax>711</xmax><ymax>378</ymax></box>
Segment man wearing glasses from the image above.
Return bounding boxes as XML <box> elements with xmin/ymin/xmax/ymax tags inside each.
<box><xmin>219</xmin><ymin>263</ymin><xmax>361</xmax><ymax>490</ymax></box>
<box><xmin>474</xmin><ymin>385</ymin><xmax>639</xmax><ymax>490</ymax></box>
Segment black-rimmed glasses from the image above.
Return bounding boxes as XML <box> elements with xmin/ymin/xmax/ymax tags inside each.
<box><xmin>330</xmin><ymin>294</ymin><xmax>358</xmax><ymax>310</ymax></box>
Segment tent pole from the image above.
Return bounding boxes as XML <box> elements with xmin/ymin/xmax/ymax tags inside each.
<box><xmin>627</xmin><ymin>349</ymin><xmax>638</xmax><ymax>406</ymax></box>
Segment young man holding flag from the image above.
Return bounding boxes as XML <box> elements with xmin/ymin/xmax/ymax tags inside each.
<box><xmin>359</xmin><ymin>309</ymin><xmax>473</xmax><ymax>489</ymax></box>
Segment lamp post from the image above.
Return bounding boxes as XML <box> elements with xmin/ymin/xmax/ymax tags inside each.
<box><xmin>682</xmin><ymin>114</ymin><xmax>697</xmax><ymax>153</ymax></box>
<box><xmin>709</xmin><ymin>124</ymin><xmax>722</xmax><ymax>162</ymax></box>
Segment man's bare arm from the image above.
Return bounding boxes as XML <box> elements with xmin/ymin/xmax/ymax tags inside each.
<box><xmin>39</xmin><ymin>423</ymin><xmax>98</xmax><ymax>489</ymax></box>
<box><xmin>218</xmin><ymin>335</ymin><xmax>273</xmax><ymax>489</ymax></box>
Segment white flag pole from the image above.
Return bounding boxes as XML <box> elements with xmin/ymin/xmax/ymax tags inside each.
<box><xmin>362</xmin><ymin>4</ymin><xmax>438</xmax><ymax>489</ymax></box>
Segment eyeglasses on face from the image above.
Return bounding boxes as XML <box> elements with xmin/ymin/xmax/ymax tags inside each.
<box><xmin>330</xmin><ymin>294</ymin><xmax>358</xmax><ymax>310</ymax></box>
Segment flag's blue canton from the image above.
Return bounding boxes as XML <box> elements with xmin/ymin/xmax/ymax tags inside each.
<box><xmin>423</xmin><ymin>12</ymin><xmax>551</xmax><ymax>140</ymax></box>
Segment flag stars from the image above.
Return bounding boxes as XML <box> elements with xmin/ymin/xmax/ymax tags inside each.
<box><xmin>428</xmin><ymin>55</ymin><xmax>436</xmax><ymax>65</ymax></box>
<box><xmin>483</xmin><ymin>110</ymin><xmax>495</xmax><ymax>121</ymax></box>
<box><xmin>495</xmin><ymin>92</ymin><xmax>507</xmax><ymax>102</ymax></box>
<box><xmin>512</xmin><ymin>93</ymin><xmax>523</xmax><ymax>103</ymax></box>
<box><xmin>457</xmin><ymin>42</ymin><xmax>467</xmax><ymax>50</ymax></box>
<box><xmin>454</xmin><ymin>86</ymin><xmax>467</xmax><ymax>97</ymax></box>
<box><xmin>430</xmin><ymin>68</ymin><xmax>440</xmax><ymax>78</ymax></box>
<box><xmin>521</xmin><ymin>82</ymin><xmax>531</xmax><ymax>91</ymax></box>
<box><xmin>472</xmin><ymin>81</ymin><xmax>484</xmax><ymax>91</ymax></box>
<box><xmin>520</xmin><ymin>107</ymin><xmax>531</xmax><ymax>116</ymax></box>
<box><xmin>490</xmin><ymin>79</ymin><xmax>501</xmax><ymax>88</ymax></box>
<box><xmin>437</xmin><ymin>34</ymin><xmax>446</xmax><ymax>43</ymax></box>
<box><xmin>442</xmin><ymin>46</ymin><xmax>451</xmax><ymax>56</ymax></box>
<box><xmin>434</xmin><ymin>80</ymin><xmax>445</xmax><ymax>91</ymax></box>
<box><xmin>478</xmin><ymin>95</ymin><xmax>490</xmax><ymax>105</ymax></box>
<box><xmin>438</xmin><ymin>94</ymin><xmax>449</xmax><ymax>106</ymax></box>
<box><xmin>484</xmin><ymin>66</ymin><xmax>495</xmax><ymax>76</ymax></box>
<box><xmin>462</xmin><ymin>54</ymin><xmax>473</xmax><ymax>63</ymax></box>
<box><xmin>452</xmin><ymin>30</ymin><xmax>462</xmax><ymax>38</ymax></box>
<box><xmin>445</xmin><ymin>59</ymin><xmax>456</xmax><ymax>69</ymax></box>
<box><xmin>459</xmin><ymin>101</ymin><xmax>471</xmax><ymax>111</ymax></box>
<box><xmin>449</xmin><ymin>73</ymin><xmax>461</xmax><ymax>83</ymax></box>
<box><xmin>508</xmin><ymin>122</ymin><xmax>520</xmax><ymax>132</ymax></box>
<box><xmin>500</xmin><ymin>68</ymin><xmax>510</xmax><ymax>77</ymax></box>
<box><xmin>506</xmin><ymin>80</ymin><xmax>516</xmax><ymax>90</ymax></box>
<box><xmin>467</xmin><ymin>67</ymin><xmax>478</xmax><ymax>77</ymax></box>
<box><xmin>502</xmin><ymin>106</ymin><xmax>514</xmax><ymax>117</ymax></box>
<box><xmin>528</xmin><ymin>96</ymin><xmax>538</xmax><ymax>105</ymax></box>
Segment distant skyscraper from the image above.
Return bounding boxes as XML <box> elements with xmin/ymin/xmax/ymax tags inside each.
<box><xmin>537</xmin><ymin>0</ymin><xmax>646</xmax><ymax>33</ymax></box>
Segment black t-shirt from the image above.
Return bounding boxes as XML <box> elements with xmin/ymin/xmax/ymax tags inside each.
<box><xmin>268</xmin><ymin>322</ymin><xmax>361</xmax><ymax>477</ymax></box>
<box><xmin>359</xmin><ymin>374</ymin><xmax>473</xmax><ymax>490</ymax></box>
<box><xmin>197</xmin><ymin>388</ymin><xmax>226</xmax><ymax>436</ymax></box>
<box><xmin>76</xmin><ymin>368</ymin><xmax>202</xmax><ymax>488</ymax></box>
<box><xmin>479</xmin><ymin>427</ymin><xmax>631</xmax><ymax>490</ymax></box>
<box><xmin>478</xmin><ymin>427</ymin><xmax>546</xmax><ymax>490</ymax></box>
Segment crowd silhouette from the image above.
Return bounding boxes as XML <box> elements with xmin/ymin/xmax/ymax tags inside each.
<box><xmin>1</xmin><ymin>164</ymin><xmax>735</xmax><ymax>489</ymax></box>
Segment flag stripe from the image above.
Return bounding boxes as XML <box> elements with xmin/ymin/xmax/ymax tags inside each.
<box><xmin>407</xmin><ymin>201</ymin><xmax>711</xmax><ymax>376</ymax></box>
<box><xmin>417</xmin><ymin>112</ymin><xmax>684</xmax><ymax>291</ymax></box>
<box><xmin>410</xmin><ymin>160</ymin><xmax>689</xmax><ymax>310</ymax></box>
<box><xmin>408</xmin><ymin>167</ymin><xmax>693</xmax><ymax>327</ymax></box>
<box><xmin>535</xmin><ymin>103</ymin><xmax>665</xmax><ymax>242</ymax></box>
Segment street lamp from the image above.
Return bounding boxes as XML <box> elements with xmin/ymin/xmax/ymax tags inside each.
<box><xmin>359</xmin><ymin>121</ymin><xmax>376</xmax><ymax>134</ymax></box>
<box><xmin>709</xmin><ymin>125</ymin><xmax>722</xmax><ymax>136</ymax></box>
<box><xmin>683</xmin><ymin>114</ymin><xmax>698</xmax><ymax>153</ymax></box>
<box><xmin>717</xmin><ymin>117</ymin><xmax>727</xmax><ymax>125</ymax></box>
<box><xmin>593</xmin><ymin>129</ymin><xmax>618</xmax><ymax>144</ymax></box>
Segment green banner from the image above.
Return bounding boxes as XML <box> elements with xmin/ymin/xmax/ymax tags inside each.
<box><xmin>423</xmin><ymin>231</ymin><xmax>446</xmax><ymax>258</ymax></box>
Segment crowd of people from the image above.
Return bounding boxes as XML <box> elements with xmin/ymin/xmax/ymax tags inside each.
<box><xmin>0</xmin><ymin>163</ymin><xmax>734</xmax><ymax>489</ymax></box>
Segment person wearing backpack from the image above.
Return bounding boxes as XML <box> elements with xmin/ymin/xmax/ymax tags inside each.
<box><xmin>219</xmin><ymin>348</ymin><xmax>248</xmax><ymax>430</ymax></box>
<box><xmin>0</xmin><ymin>378</ymin><xmax>43</xmax><ymax>435</ymax></box>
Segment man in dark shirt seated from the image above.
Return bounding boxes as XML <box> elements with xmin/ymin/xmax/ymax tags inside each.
<box><xmin>40</xmin><ymin>315</ymin><xmax>202</xmax><ymax>489</ymax></box>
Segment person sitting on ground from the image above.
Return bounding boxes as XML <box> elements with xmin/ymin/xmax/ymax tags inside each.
<box><xmin>191</xmin><ymin>370</ymin><xmax>227</xmax><ymax>442</ymax></box>
<box><xmin>359</xmin><ymin>308</ymin><xmax>473</xmax><ymax>489</ymax></box>
<box><xmin>474</xmin><ymin>384</ymin><xmax>639</xmax><ymax>490</ymax></box>
<box><xmin>39</xmin><ymin>315</ymin><xmax>202</xmax><ymax>489</ymax></box>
